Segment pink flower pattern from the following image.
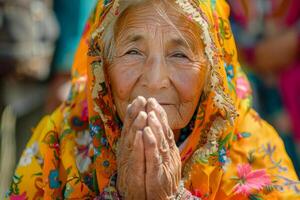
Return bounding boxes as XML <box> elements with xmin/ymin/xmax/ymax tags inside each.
<box><xmin>236</xmin><ymin>76</ymin><xmax>251</xmax><ymax>99</ymax></box>
<box><xmin>233</xmin><ymin>163</ymin><xmax>271</xmax><ymax>196</ymax></box>
<box><xmin>9</xmin><ymin>192</ymin><xmax>28</xmax><ymax>200</ymax></box>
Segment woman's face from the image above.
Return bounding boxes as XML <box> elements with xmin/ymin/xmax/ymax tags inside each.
<box><xmin>108</xmin><ymin>2</ymin><xmax>208</xmax><ymax>130</ymax></box>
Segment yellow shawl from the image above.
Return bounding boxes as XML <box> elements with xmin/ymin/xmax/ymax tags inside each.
<box><xmin>7</xmin><ymin>0</ymin><xmax>299</xmax><ymax>199</ymax></box>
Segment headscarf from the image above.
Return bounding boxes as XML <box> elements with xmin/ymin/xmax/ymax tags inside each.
<box><xmin>68</xmin><ymin>0</ymin><xmax>232</xmax><ymax>193</ymax></box>
<box><xmin>7</xmin><ymin>0</ymin><xmax>299</xmax><ymax>199</ymax></box>
<box><xmin>78</xmin><ymin>0</ymin><xmax>242</xmax><ymax>191</ymax></box>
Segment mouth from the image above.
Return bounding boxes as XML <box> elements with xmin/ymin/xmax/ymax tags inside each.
<box><xmin>159</xmin><ymin>103</ymin><xmax>174</xmax><ymax>106</ymax></box>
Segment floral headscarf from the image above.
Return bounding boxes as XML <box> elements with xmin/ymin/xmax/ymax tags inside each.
<box><xmin>80</xmin><ymin>0</ymin><xmax>244</xmax><ymax>191</ymax></box>
<box><xmin>7</xmin><ymin>0</ymin><xmax>299</xmax><ymax>199</ymax></box>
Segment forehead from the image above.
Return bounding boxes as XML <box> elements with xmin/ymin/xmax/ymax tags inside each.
<box><xmin>115</xmin><ymin>1</ymin><xmax>202</xmax><ymax>42</ymax></box>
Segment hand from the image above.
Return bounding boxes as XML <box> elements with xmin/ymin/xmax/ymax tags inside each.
<box><xmin>116</xmin><ymin>96</ymin><xmax>147</xmax><ymax>200</ymax></box>
<box><xmin>116</xmin><ymin>97</ymin><xmax>182</xmax><ymax>200</ymax></box>
<box><xmin>143</xmin><ymin>98</ymin><xmax>181</xmax><ymax>200</ymax></box>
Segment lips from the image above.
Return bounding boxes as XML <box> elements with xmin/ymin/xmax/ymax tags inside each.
<box><xmin>159</xmin><ymin>102</ymin><xmax>174</xmax><ymax>106</ymax></box>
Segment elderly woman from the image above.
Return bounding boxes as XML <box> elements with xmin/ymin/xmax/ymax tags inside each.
<box><xmin>6</xmin><ymin>0</ymin><xmax>299</xmax><ymax>199</ymax></box>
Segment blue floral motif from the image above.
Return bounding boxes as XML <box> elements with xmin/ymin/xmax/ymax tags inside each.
<box><xmin>63</xmin><ymin>183</ymin><xmax>74</xmax><ymax>198</ymax></box>
<box><xmin>104</xmin><ymin>0</ymin><xmax>112</xmax><ymax>6</ymax></box>
<box><xmin>261</xmin><ymin>143</ymin><xmax>288</xmax><ymax>172</ymax></box>
<box><xmin>103</xmin><ymin>160</ymin><xmax>110</xmax><ymax>168</ymax></box>
<box><xmin>276</xmin><ymin>175</ymin><xmax>300</xmax><ymax>194</ymax></box>
<box><xmin>89</xmin><ymin>124</ymin><xmax>101</xmax><ymax>137</ymax></box>
<box><xmin>218</xmin><ymin>147</ymin><xmax>228</xmax><ymax>164</ymax></box>
<box><xmin>101</xmin><ymin>137</ymin><xmax>108</xmax><ymax>147</ymax></box>
<box><xmin>49</xmin><ymin>169</ymin><xmax>60</xmax><ymax>189</ymax></box>
<box><xmin>225</xmin><ymin>63</ymin><xmax>234</xmax><ymax>81</ymax></box>
<box><xmin>94</xmin><ymin>147</ymin><xmax>101</xmax><ymax>156</ymax></box>
<box><xmin>72</xmin><ymin>116</ymin><xmax>84</xmax><ymax>127</ymax></box>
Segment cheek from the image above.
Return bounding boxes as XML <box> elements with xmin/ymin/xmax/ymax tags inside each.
<box><xmin>109</xmin><ymin>65</ymin><xmax>141</xmax><ymax>101</ymax></box>
<box><xmin>108</xmin><ymin>65</ymin><xmax>142</xmax><ymax>121</ymax></box>
<box><xmin>170</xmin><ymin>67</ymin><xmax>206</xmax><ymax>102</ymax></box>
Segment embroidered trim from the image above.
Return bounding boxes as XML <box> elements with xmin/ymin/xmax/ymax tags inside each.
<box><xmin>175</xmin><ymin>0</ymin><xmax>237</xmax><ymax>180</ymax></box>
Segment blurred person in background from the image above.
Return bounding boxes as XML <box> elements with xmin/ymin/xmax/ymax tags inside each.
<box><xmin>228</xmin><ymin>0</ymin><xmax>300</xmax><ymax>176</ymax></box>
<box><xmin>0</xmin><ymin>0</ymin><xmax>59</xmax><ymax>156</ymax></box>
<box><xmin>0</xmin><ymin>0</ymin><xmax>58</xmax><ymax>198</ymax></box>
<box><xmin>0</xmin><ymin>0</ymin><xmax>58</xmax><ymax>80</ymax></box>
<box><xmin>0</xmin><ymin>0</ymin><xmax>96</xmax><ymax>198</ymax></box>
<box><xmin>46</xmin><ymin>0</ymin><xmax>97</xmax><ymax>112</ymax></box>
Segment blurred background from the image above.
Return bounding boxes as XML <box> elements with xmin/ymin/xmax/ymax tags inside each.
<box><xmin>0</xmin><ymin>0</ymin><xmax>299</xmax><ymax>198</ymax></box>
<box><xmin>228</xmin><ymin>0</ymin><xmax>300</xmax><ymax>176</ymax></box>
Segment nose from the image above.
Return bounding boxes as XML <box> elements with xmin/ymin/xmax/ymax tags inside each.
<box><xmin>141</xmin><ymin>56</ymin><xmax>170</xmax><ymax>91</ymax></box>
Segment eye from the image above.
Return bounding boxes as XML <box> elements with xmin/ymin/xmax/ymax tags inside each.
<box><xmin>125</xmin><ymin>49</ymin><xmax>142</xmax><ymax>55</ymax></box>
<box><xmin>171</xmin><ymin>52</ymin><xmax>189</xmax><ymax>59</ymax></box>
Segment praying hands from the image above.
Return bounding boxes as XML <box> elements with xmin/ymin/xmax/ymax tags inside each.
<box><xmin>116</xmin><ymin>96</ymin><xmax>182</xmax><ymax>200</ymax></box>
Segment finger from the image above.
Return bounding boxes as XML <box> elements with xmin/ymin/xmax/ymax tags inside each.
<box><xmin>118</xmin><ymin>131</ymin><xmax>146</xmax><ymax>199</ymax></box>
<box><xmin>147</xmin><ymin>111</ymin><xmax>170</xmax><ymax>162</ymax></box>
<box><xmin>130</xmin><ymin>130</ymin><xmax>145</xmax><ymax>170</ymax></box>
<box><xmin>147</xmin><ymin>98</ymin><xmax>176</xmax><ymax>148</ymax></box>
<box><xmin>147</xmin><ymin>98</ymin><xmax>168</xmax><ymax>130</ymax></box>
<box><xmin>144</xmin><ymin>127</ymin><xmax>181</xmax><ymax>199</ymax></box>
<box><xmin>129</xmin><ymin>130</ymin><xmax>145</xmax><ymax>188</ymax></box>
<box><xmin>147</xmin><ymin>111</ymin><xmax>164</xmax><ymax>145</ymax></box>
<box><xmin>170</xmin><ymin>147</ymin><xmax>181</xmax><ymax>185</ymax></box>
<box><xmin>143</xmin><ymin>127</ymin><xmax>167</xmax><ymax>198</ymax></box>
<box><xmin>143</xmin><ymin>127</ymin><xmax>161</xmax><ymax>173</ymax></box>
<box><xmin>124</xmin><ymin>111</ymin><xmax>147</xmax><ymax>149</ymax></box>
<box><xmin>123</xmin><ymin>96</ymin><xmax>147</xmax><ymax>133</ymax></box>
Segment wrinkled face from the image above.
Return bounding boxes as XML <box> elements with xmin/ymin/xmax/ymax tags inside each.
<box><xmin>107</xmin><ymin>1</ymin><xmax>208</xmax><ymax>130</ymax></box>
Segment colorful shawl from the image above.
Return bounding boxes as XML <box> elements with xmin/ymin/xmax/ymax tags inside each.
<box><xmin>7</xmin><ymin>0</ymin><xmax>299</xmax><ymax>199</ymax></box>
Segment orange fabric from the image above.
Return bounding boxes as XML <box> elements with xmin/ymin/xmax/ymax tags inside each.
<box><xmin>6</xmin><ymin>0</ymin><xmax>299</xmax><ymax>199</ymax></box>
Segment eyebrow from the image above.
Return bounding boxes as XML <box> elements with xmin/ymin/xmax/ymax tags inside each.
<box><xmin>171</xmin><ymin>38</ymin><xmax>190</xmax><ymax>49</ymax></box>
<box><xmin>126</xmin><ymin>34</ymin><xmax>192</xmax><ymax>47</ymax></box>
<box><xmin>168</xmin><ymin>36</ymin><xmax>197</xmax><ymax>53</ymax></box>
<box><xmin>118</xmin><ymin>32</ymin><xmax>195</xmax><ymax>51</ymax></box>
<box><xmin>119</xmin><ymin>33</ymin><xmax>145</xmax><ymax>45</ymax></box>
<box><xmin>129</xmin><ymin>35</ymin><xmax>144</xmax><ymax>43</ymax></box>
